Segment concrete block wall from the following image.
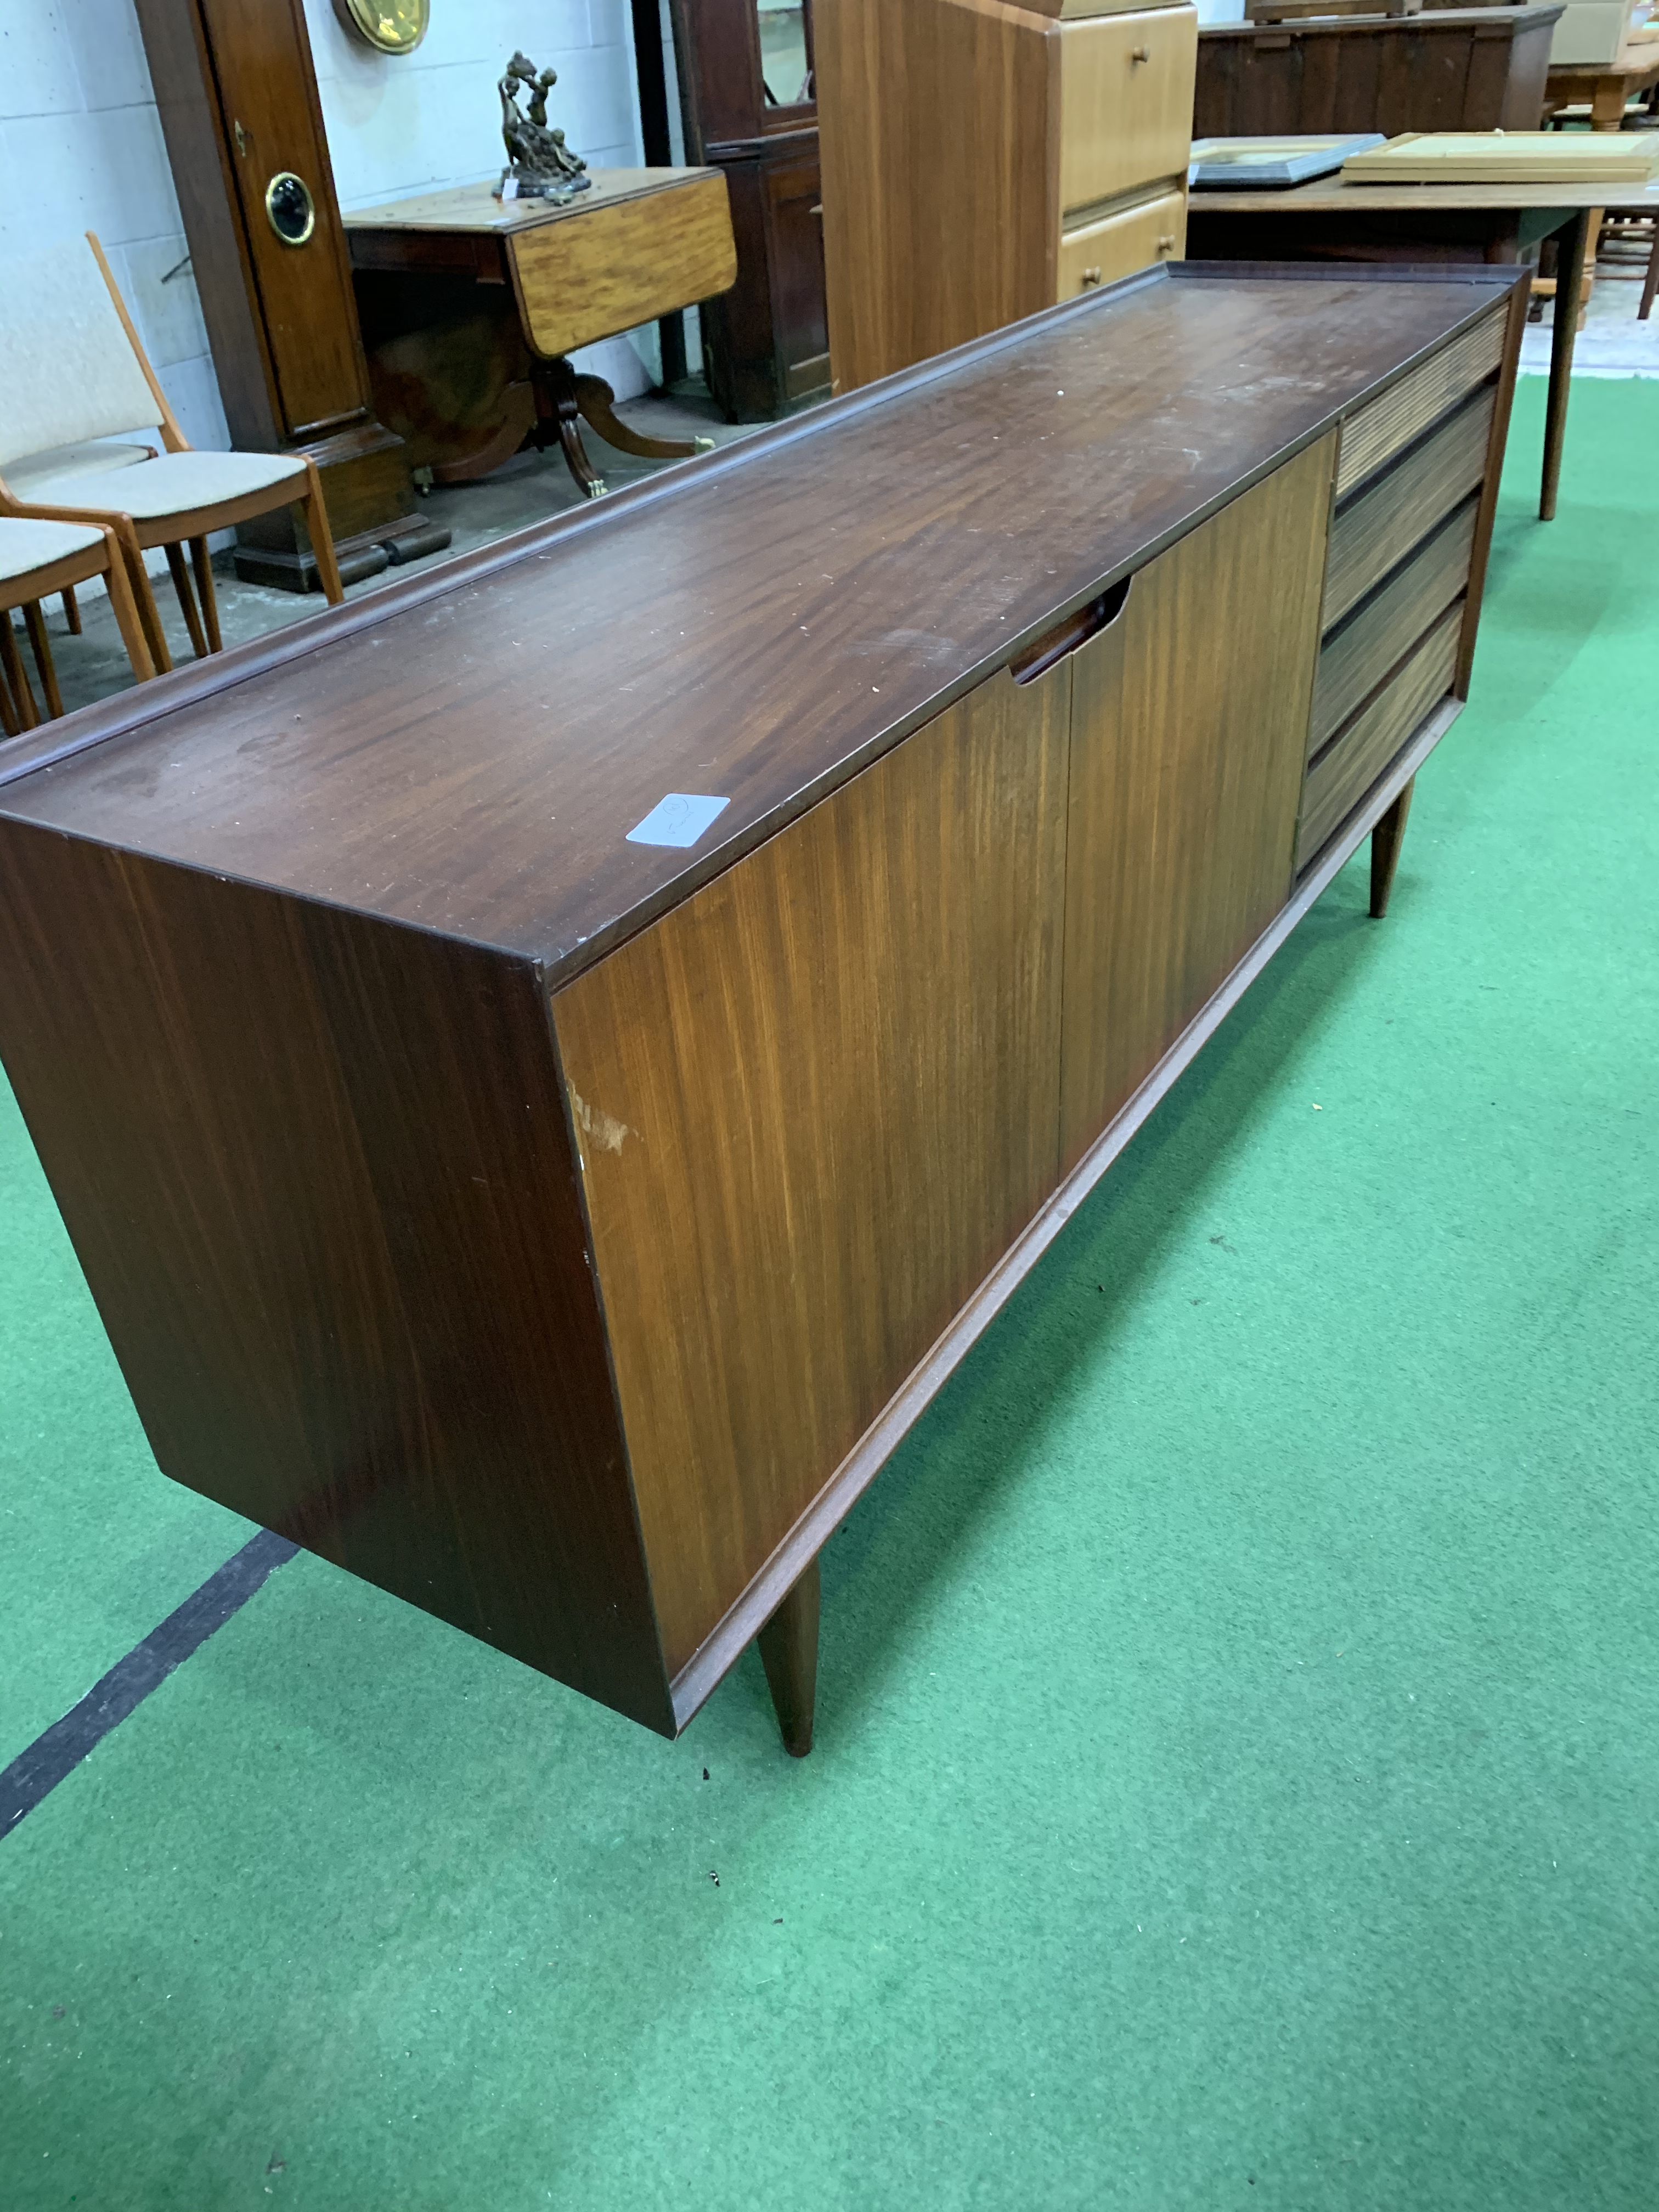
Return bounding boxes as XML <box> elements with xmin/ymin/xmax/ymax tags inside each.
<box><xmin>0</xmin><ymin>0</ymin><xmax>659</xmax><ymax>468</ymax></box>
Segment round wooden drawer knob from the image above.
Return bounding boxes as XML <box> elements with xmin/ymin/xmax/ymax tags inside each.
<box><xmin>1081</xmin><ymin>267</ymin><xmax>1103</xmax><ymax>288</ymax></box>
<box><xmin>1157</xmin><ymin>236</ymin><xmax>1177</xmax><ymax>254</ymax></box>
<box><xmin>1131</xmin><ymin>44</ymin><xmax>1151</xmax><ymax>61</ymax></box>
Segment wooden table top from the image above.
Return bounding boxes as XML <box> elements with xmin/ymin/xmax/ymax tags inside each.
<box><xmin>1192</xmin><ymin>175</ymin><xmax>1659</xmax><ymax>213</ymax></box>
<box><xmin>0</xmin><ymin>266</ymin><xmax>1520</xmax><ymax>985</ymax></box>
<box><xmin>342</xmin><ymin>167</ymin><xmax>714</xmax><ymax>238</ymax></box>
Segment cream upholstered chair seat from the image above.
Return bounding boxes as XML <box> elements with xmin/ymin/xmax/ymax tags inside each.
<box><xmin>1</xmin><ymin>516</ymin><xmax>156</xmax><ymax>734</ymax></box>
<box><xmin>20</xmin><ymin>448</ymin><xmax>307</xmax><ymax>520</ymax></box>
<box><xmin>0</xmin><ymin>516</ymin><xmax>109</xmax><ymax>582</ymax></box>
<box><xmin>0</xmin><ymin>234</ymin><xmax>343</xmax><ymax>676</ymax></box>
<box><xmin>5</xmin><ymin>440</ymin><xmax>154</xmax><ymax>496</ymax></box>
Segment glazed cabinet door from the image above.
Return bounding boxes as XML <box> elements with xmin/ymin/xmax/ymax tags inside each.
<box><xmin>552</xmin><ymin>662</ymin><xmax>1071</xmax><ymax>1679</ymax></box>
<box><xmin>1059</xmin><ymin>436</ymin><xmax>1335</xmax><ymax>1170</ymax></box>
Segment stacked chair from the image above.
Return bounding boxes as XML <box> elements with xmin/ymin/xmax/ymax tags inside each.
<box><xmin>0</xmin><ymin>232</ymin><xmax>345</xmax><ymax>729</ymax></box>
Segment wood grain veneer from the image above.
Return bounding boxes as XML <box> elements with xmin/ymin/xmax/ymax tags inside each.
<box><xmin>552</xmin><ymin>665</ymin><xmax>1070</xmax><ymax>1677</ymax></box>
<box><xmin>1059</xmin><ymin>7</ymin><xmax>1198</xmax><ymax>216</ymax></box>
<box><xmin>817</xmin><ymin>0</ymin><xmax>1060</xmax><ymax>391</ymax></box>
<box><xmin>506</xmin><ymin>170</ymin><xmax>737</xmax><ymax>364</ymax></box>
<box><xmin>0</xmin><ymin>825</ymin><xmax>674</xmax><ymax>1731</ymax></box>
<box><xmin>1058</xmin><ymin>189</ymin><xmax>1187</xmax><ymax>296</ymax></box>
<box><xmin>1323</xmin><ymin>387</ymin><xmax>1495</xmax><ymax>628</ymax></box>
<box><xmin>1059</xmin><ymin>437</ymin><xmax>1333</xmax><ymax>1169</ymax></box>
<box><xmin>1336</xmin><ymin>307</ymin><xmax>1506</xmax><ymax>496</ymax></box>
<box><xmin>1311</xmin><ymin>497</ymin><xmax>1477</xmax><ymax>753</ymax></box>
<box><xmin>1297</xmin><ymin>602</ymin><xmax>1464</xmax><ymax>867</ymax></box>
<box><xmin>0</xmin><ymin>273</ymin><xmax>1514</xmax><ymax>981</ymax></box>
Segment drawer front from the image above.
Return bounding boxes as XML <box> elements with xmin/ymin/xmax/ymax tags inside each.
<box><xmin>1297</xmin><ymin>602</ymin><xmax>1462</xmax><ymax>870</ymax></box>
<box><xmin>1059</xmin><ymin>7</ymin><xmax>1199</xmax><ymax>217</ymax></box>
<box><xmin>1058</xmin><ymin>189</ymin><xmax>1186</xmax><ymax>299</ymax></box>
<box><xmin>1324</xmin><ymin>387</ymin><xmax>1494</xmax><ymax>630</ymax></box>
<box><xmin>1336</xmin><ymin>308</ymin><xmax>1506</xmax><ymax>499</ymax></box>
<box><xmin>1309</xmin><ymin>497</ymin><xmax>1477</xmax><ymax>757</ymax></box>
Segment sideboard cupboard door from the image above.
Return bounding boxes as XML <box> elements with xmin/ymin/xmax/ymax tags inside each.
<box><xmin>1059</xmin><ymin>436</ymin><xmax>1335</xmax><ymax>1170</ymax></box>
<box><xmin>551</xmin><ymin>665</ymin><xmax>1072</xmax><ymax>1679</ymax></box>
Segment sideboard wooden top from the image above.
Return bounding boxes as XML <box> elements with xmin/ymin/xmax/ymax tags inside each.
<box><xmin>0</xmin><ymin>266</ymin><xmax>1519</xmax><ymax>984</ymax></box>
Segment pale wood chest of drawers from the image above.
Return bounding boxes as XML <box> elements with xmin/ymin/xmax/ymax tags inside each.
<box><xmin>818</xmin><ymin>0</ymin><xmax>1199</xmax><ymax>391</ymax></box>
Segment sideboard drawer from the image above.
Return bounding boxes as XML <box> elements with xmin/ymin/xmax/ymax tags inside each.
<box><xmin>1297</xmin><ymin>601</ymin><xmax>1462</xmax><ymax>868</ymax></box>
<box><xmin>1309</xmin><ymin>497</ymin><xmax>1477</xmax><ymax>757</ymax></box>
<box><xmin>1058</xmin><ymin>189</ymin><xmax>1186</xmax><ymax>298</ymax></box>
<box><xmin>1059</xmin><ymin>6</ymin><xmax>1199</xmax><ymax>216</ymax></box>
<box><xmin>1324</xmin><ymin>387</ymin><xmax>1494</xmax><ymax>630</ymax></box>
<box><xmin>1335</xmin><ymin>307</ymin><xmax>1506</xmax><ymax>499</ymax></box>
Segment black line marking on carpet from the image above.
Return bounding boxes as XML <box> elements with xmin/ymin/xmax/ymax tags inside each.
<box><xmin>0</xmin><ymin>1529</ymin><xmax>297</xmax><ymax>1841</ymax></box>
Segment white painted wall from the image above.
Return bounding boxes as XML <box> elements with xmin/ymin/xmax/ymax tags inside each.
<box><xmin>303</xmin><ymin>0</ymin><xmax>662</xmax><ymax>396</ymax></box>
<box><xmin>0</xmin><ymin>0</ymin><xmax>662</xmax><ymax>467</ymax></box>
<box><xmin>0</xmin><ymin>0</ymin><xmax>230</xmax><ymax>450</ymax></box>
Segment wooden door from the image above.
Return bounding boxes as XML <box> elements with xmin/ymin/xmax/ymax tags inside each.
<box><xmin>552</xmin><ymin>663</ymin><xmax>1071</xmax><ymax>1678</ymax></box>
<box><xmin>1059</xmin><ymin>437</ymin><xmax>1334</xmax><ymax>1171</ymax></box>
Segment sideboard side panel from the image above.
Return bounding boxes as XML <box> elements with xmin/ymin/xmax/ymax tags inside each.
<box><xmin>0</xmin><ymin>824</ymin><xmax>674</xmax><ymax>1734</ymax></box>
<box><xmin>552</xmin><ymin>663</ymin><xmax>1071</xmax><ymax>1678</ymax></box>
<box><xmin>1059</xmin><ymin>435</ymin><xmax>1335</xmax><ymax>1170</ymax></box>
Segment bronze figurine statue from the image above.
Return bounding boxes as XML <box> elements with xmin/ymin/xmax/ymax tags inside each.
<box><xmin>496</xmin><ymin>51</ymin><xmax>590</xmax><ymax>203</ymax></box>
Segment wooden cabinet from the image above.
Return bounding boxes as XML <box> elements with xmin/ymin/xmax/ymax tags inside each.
<box><xmin>0</xmin><ymin>266</ymin><xmax>1526</xmax><ymax>1754</ymax></box>
<box><xmin>1194</xmin><ymin>8</ymin><xmax>1563</xmax><ymax>140</ymax></box>
<box><xmin>817</xmin><ymin>0</ymin><xmax>1198</xmax><ymax>391</ymax></box>
<box><xmin>668</xmin><ymin>0</ymin><xmax>832</xmax><ymax>419</ymax></box>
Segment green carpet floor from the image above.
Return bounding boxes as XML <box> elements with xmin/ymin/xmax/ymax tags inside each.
<box><xmin>2</xmin><ymin>374</ymin><xmax>1657</xmax><ymax>2210</ymax></box>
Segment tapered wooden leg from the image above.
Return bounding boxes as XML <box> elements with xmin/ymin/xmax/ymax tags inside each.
<box><xmin>1541</xmin><ymin>207</ymin><xmax>1590</xmax><ymax>522</ymax></box>
<box><xmin>116</xmin><ymin>531</ymin><xmax>172</xmax><ymax>675</ymax></box>
<box><xmin>757</xmin><ymin>1558</ymin><xmax>821</xmax><ymax>1758</ymax></box>
<box><xmin>22</xmin><ymin>601</ymin><xmax>64</xmax><ymax>720</ymax></box>
<box><xmin>574</xmin><ymin>372</ymin><xmax>715</xmax><ymax>462</ymax></box>
<box><xmin>61</xmin><ymin>584</ymin><xmax>82</xmax><ymax>634</ymax></box>
<box><xmin>101</xmin><ymin>542</ymin><xmax>157</xmax><ymax>684</ymax></box>
<box><xmin>532</xmin><ymin>356</ymin><xmax>607</xmax><ymax>499</ymax></box>
<box><xmin>165</xmin><ymin>539</ymin><xmax>210</xmax><ymax>658</ymax></box>
<box><xmin>300</xmin><ymin>459</ymin><xmax>345</xmax><ymax>605</ymax></box>
<box><xmin>1370</xmin><ymin>777</ymin><xmax>1415</xmax><ymax>919</ymax></box>
<box><xmin>190</xmin><ymin>536</ymin><xmax>222</xmax><ymax>651</ymax></box>
<box><xmin>0</xmin><ymin>634</ymin><xmax>21</xmax><ymax>737</ymax></box>
<box><xmin>0</xmin><ymin>613</ymin><xmax>38</xmax><ymax>731</ymax></box>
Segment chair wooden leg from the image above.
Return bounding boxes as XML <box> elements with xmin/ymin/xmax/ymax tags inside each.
<box><xmin>122</xmin><ymin>538</ymin><xmax>173</xmax><ymax>676</ymax></box>
<box><xmin>189</xmin><ymin>536</ymin><xmax>222</xmax><ymax>652</ymax></box>
<box><xmin>300</xmin><ymin>458</ymin><xmax>345</xmax><ymax>604</ymax></box>
<box><xmin>22</xmin><ymin>601</ymin><xmax>64</xmax><ymax>720</ymax></box>
<box><xmin>757</xmin><ymin>1557</ymin><xmax>821</xmax><ymax>1757</ymax></box>
<box><xmin>1370</xmin><ymin>778</ymin><xmax>1415</xmax><ymax>920</ymax></box>
<box><xmin>0</xmin><ymin>639</ymin><xmax>20</xmax><ymax>738</ymax></box>
<box><xmin>165</xmin><ymin>539</ymin><xmax>210</xmax><ymax>659</ymax></box>
<box><xmin>102</xmin><ymin>547</ymin><xmax>157</xmax><ymax>684</ymax></box>
<box><xmin>0</xmin><ymin>614</ymin><xmax>40</xmax><ymax>731</ymax></box>
<box><xmin>61</xmin><ymin>584</ymin><xmax>82</xmax><ymax>635</ymax></box>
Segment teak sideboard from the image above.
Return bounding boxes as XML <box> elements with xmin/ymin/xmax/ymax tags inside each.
<box><xmin>0</xmin><ymin>266</ymin><xmax>1525</xmax><ymax>1756</ymax></box>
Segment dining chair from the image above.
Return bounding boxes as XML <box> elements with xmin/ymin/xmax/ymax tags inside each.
<box><xmin>0</xmin><ymin>234</ymin><xmax>343</xmax><ymax>675</ymax></box>
<box><xmin>1</xmin><ymin>517</ymin><xmax>154</xmax><ymax>738</ymax></box>
<box><xmin>4</xmin><ymin>437</ymin><xmax>155</xmax><ymax>702</ymax></box>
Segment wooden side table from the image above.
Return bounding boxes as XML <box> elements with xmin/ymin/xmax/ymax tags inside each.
<box><xmin>346</xmin><ymin>170</ymin><xmax>738</xmax><ymax>499</ymax></box>
<box><xmin>1544</xmin><ymin>50</ymin><xmax>1659</xmax><ymax>126</ymax></box>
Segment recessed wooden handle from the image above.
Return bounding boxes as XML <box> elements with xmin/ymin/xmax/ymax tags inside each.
<box><xmin>1011</xmin><ymin>575</ymin><xmax>1133</xmax><ymax>684</ymax></box>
